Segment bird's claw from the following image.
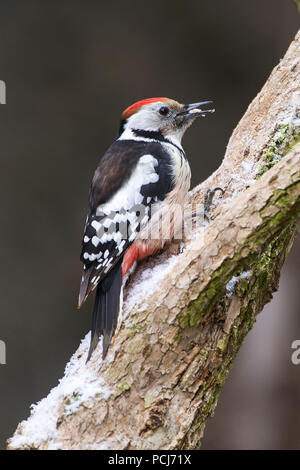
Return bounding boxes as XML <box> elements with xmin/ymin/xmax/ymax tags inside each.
<box><xmin>191</xmin><ymin>187</ymin><xmax>224</xmax><ymax>223</ymax></box>
<box><xmin>204</xmin><ymin>187</ymin><xmax>224</xmax><ymax>215</ymax></box>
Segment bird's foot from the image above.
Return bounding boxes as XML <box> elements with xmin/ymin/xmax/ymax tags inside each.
<box><xmin>203</xmin><ymin>187</ymin><xmax>224</xmax><ymax>221</ymax></box>
<box><xmin>192</xmin><ymin>187</ymin><xmax>224</xmax><ymax>222</ymax></box>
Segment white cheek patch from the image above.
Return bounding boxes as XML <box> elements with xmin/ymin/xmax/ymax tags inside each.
<box><xmin>125</xmin><ymin>104</ymin><xmax>165</xmax><ymax>131</ymax></box>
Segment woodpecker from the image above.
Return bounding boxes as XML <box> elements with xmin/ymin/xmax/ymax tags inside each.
<box><xmin>78</xmin><ymin>97</ymin><xmax>215</xmax><ymax>361</ymax></box>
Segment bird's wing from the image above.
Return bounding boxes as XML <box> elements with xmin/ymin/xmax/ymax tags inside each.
<box><xmin>78</xmin><ymin>139</ymin><xmax>174</xmax><ymax>307</ymax></box>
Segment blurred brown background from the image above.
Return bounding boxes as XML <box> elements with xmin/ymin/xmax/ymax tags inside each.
<box><xmin>0</xmin><ymin>0</ymin><xmax>299</xmax><ymax>450</ymax></box>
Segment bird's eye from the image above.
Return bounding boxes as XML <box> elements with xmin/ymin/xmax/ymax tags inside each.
<box><xmin>159</xmin><ymin>106</ymin><xmax>170</xmax><ymax>116</ymax></box>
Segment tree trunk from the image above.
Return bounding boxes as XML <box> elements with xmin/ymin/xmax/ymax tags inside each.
<box><xmin>7</xmin><ymin>30</ymin><xmax>300</xmax><ymax>451</ymax></box>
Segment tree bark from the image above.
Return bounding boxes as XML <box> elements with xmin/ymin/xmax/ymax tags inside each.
<box><xmin>7</xmin><ymin>30</ymin><xmax>300</xmax><ymax>451</ymax></box>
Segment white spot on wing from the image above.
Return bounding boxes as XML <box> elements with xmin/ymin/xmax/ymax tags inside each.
<box><xmin>91</xmin><ymin>236</ymin><xmax>100</xmax><ymax>247</ymax></box>
<box><xmin>118</xmin><ymin>240</ymin><xmax>126</xmax><ymax>253</ymax></box>
<box><xmin>91</xmin><ymin>220</ymin><xmax>101</xmax><ymax>231</ymax></box>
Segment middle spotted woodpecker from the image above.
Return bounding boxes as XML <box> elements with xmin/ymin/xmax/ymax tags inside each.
<box><xmin>78</xmin><ymin>97</ymin><xmax>215</xmax><ymax>361</ymax></box>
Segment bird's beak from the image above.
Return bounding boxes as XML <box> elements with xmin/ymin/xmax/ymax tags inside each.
<box><xmin>177</xmin><ymin>101</ymin><xmax>215</xmax><ymax>119</ymax></box>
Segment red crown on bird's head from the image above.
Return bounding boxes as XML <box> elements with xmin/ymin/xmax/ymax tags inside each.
<box><xmin>121</xmin><ymin>97</ymin><xmax>168</xmax><ymax>121</ymax></box>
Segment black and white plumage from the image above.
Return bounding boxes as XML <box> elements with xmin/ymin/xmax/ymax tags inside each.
<box><xmin>78</xmin><ymin>97</ymin><xmax>214</xmax><ymax>361</ymax></box>
<box><xmin>79</xmin><ymin>139</ymin><xmax>174</xmax><ymax>298</ymax></box>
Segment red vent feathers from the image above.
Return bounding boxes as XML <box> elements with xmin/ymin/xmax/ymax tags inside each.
<box><xmin>121</xmin><ymin>97</ymin><xmax>168</xmax><ymax>121</ymax></box>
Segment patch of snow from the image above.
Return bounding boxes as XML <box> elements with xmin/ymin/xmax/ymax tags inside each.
<box><xmin>227</xmin><ymin>158</ymin><xmax>258</xmax><ymax>203</ymax></box>
<box><xmin>9</xmin><ymin>333</ymin><xmax>112</xmax><ymax>449</ymax></box>
<box><xmin>226</xmin><ymin>276</ymin><xmax>239</xmax><ymax>297</ymax></box>
<box><xmin>123</xmin><ymin>253</ymin><xmax>179</xmax><ymax>317</ymax></box>
<box><xmin>240</xmin><ymin>270</ymin><xmax>252</xmax><ymax>279</ymax></box>
<box><xmin>137</xmin><ymin>303</ymin><xmax>148</xmax><ymax>312</ymax></box>
<box><xmin>292</xmin><ymin>117</ymin><xmax>300</xmax><ymax>128</ymax></box>
<box><xmin>85</xmin><ymin>434</ymin><xmax>127</xmax><ymax>450</ymax></box>
<box><xmin>226</xmin><ymin>270</ymin><xmax>252</xmax><ymax>297</ymax></box>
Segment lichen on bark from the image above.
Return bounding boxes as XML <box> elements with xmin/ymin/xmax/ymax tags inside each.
<box><xmin>256</xmin><ymin>118</ymin><xmax>300</xmax><ymax>178</ymax></box>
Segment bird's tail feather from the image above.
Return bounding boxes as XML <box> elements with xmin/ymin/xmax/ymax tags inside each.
<box><xmin>86</xmin><ymin>259</ymin><xmax>123</xmax><ymax>362</ymax></box>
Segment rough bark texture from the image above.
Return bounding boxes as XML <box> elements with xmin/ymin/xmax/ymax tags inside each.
<box><xmin>7</xmin><ymin>30</ymin><xmax>300</xmax><ymax>450</ymax></box>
